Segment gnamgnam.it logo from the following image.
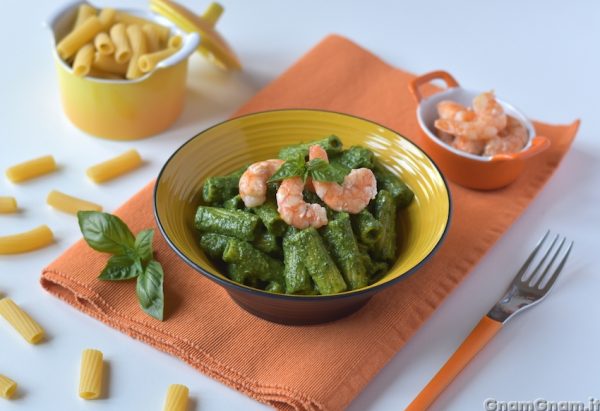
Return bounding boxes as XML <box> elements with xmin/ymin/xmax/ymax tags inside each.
<box><xmin>483</xmin><ymin>397</ymin><xmax>600</xmax><ymax>411</ymax></box>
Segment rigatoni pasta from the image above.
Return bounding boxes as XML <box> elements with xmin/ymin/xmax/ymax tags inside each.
<box><xmin>58</xmin><ymin>7</ymin><xmax>181</xmax><ymax>80</ymax></box>
<box><xmin>0</xmin><ymin>197</ymin><xmax>17</xmax><ymax>213</ymax></box>
<box><xmin>0</xmin><ymin>225</ymin><xmax>54</xmax><ymax>254</ymax></box>
<box><xmin>86</xmin><ymin>149</ymin><xmax>142</xmax><ymax>183</ymax></box>
<box><xmin>138</xmin><ymin>47</ymin><xmax>179</xmax><ymax>72</ymax></box>
<box><xmin>74</xmin><ymin>4</ymin><xmax>96</xmax><ymax>29</ymax></box>
<box><xmin>125</xmin><ymin>25</ymin><xmax>147</xmax><ymax>79</ymax></box>
<box><xmin>46</xmin><ymin>190</ymin><xmax>102</xmax><ymax>215</ymax></box>
<box><xmin>56</xmin><ymin>15</ymin><xmax>103</xmax><ymax>60</ymax></box>
<box><xmin>163</xmin><ymin>384</ymin><xmax>189</xmax><ymax>411</ymax></box>
<box><xmin>5</xmin><ymin>155</ymin><xmax>57</xmax><ymax>183</ymax></box>
<box><xmin>73</xmin><ymin>43</ymin><xmax>95</xmax><ymax>77</ymax></box>
<box><xmin>94</xmin><ymin>32</ymin><xmax>114</xmax><ymax>55</ymax></box>
<box><xmin>109</xmin><ymin>23</ymin><xmax>131</xmax><ymax>64</ymax></box>
<box><xmin>0</xmin><ymin>298</ymin><xmax>45</xmax><ymax>344</ymax></box>
<box><xmin>79</xmin><ymin>349</ymin><xmax>103</xmax><ymax>400</ymax></box>
<box><xmin>0</xmin><ymin>375</ymin><xmax>17</xmax><ymax>399</ymax></box>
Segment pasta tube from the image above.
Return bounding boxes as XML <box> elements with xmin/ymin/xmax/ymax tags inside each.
<box><xmin>167</xmin><ymin>35</ymin><xmax>183</xmax><ymax>50</ymax></box>
<box><xmin>98</xmin><ymin>8</ymin><xmax>116</xmax><ymax>29</ymax></box>
<box><xmin>0</xmin><ymin>375</ymin><xmax>17</xmax><ymax>399</ymax></box>
<box><xmin>57</xmin><ymin>16</ymin><xmax>103</xmax><ymax>60</ymax></box>
<box><xmin>125</xmin><ymin>25</ymin><xmax>147</xmax><ymax>79</ymax></box>
<box><xmin>79</xmin><ymin>349</ymin><xmax>103</xmax><ymax>399</ymax></box>
<box><xmin>0</xmin><ymin>225</ymin><xmax>54</xmax><ymax>255</ymax></box>
<box><xmin>115</xmin><ymin>12</ymin><xmax>170</xmax><ymax>44</ymax></box>
<box><xmin>142</xmin><ymin>24</ymin><xmax>161</xmax><ymax>52</ymax></box>
<box><xmin>0</xmin><ymin>298</ymin><xmax>45</xmax><ymax>344</ymax></box>
<box><xmin>5</xmin><ymin>155</ymin><xmax>56</xmax><ymax>183</ymax></box>
<box><xmin>282</xmin><ymin>232</ymin><xmax>313</xmax><ymax>294</ymax></box>
<box><xmin>94</xmin><ymin>32</ymin><xmax>115</xmax><ymax>55</ymax></box>
<box><xmin>46</xmin><ymin>190</ymin><xmax>102</xmax><ymax>215</ymax></box>
<box><xmin>194</xmin><ymin>206</ymin><xmax>260</xmax><ymax>241</ymax></box>
<box><xmin>73</xmin><ymin>43</ymin><xmax>95</xmax><ymax>77</ymax></box>
<box><xmin>163</xmin><ymin>384</ymin><xmax>189</xmax><ymax>411</ymax></box>
<box><xmin>86</xmin><ymin>149</ymin><xmax>142</xmax><ymax>183</ymax></box>
<box><xmin>138</xmin><ymin>47</ymin><xmax>179</xmax><ymax>73</ymax></box>
<box><xmin>0</xmin><ymin>197</ymin><xmax>17</xmax><ymax>213</ymax></box>
<box><xmin>74</xmin><ymin>4</ymin><xmax>96</xmax><ymax>29</ymax></box>
<box><xmin>93</xmin><ymin>52</ymin><xmax>127</xmax><ymax>75</ymax></box>
<box><xmin>109</xmin><ymin>23</ymin><xmax>131</xmax><ymax>63</ymax></box>
<box><xmin>370</xmin><ymin>190</ymin><xmax>397</xmax><ymax>262</ymax></box>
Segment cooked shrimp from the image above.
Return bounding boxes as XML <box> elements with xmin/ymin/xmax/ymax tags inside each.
<box><xmin>308</xmin><ymin>145</ymin><xmax>377</xmax><ymax>213</ymax></box>
<box><xmin>483</xmin><ymin>116</ymin><xmax>528</xmax><ymax>156</ymax></box>
<box><xmin>276</xmin><ymin>177</ymin><xmax>328</xmax><ymax>229</ymax></box>
<box><xmin>452</xmin><ymin>135</ymin><xmax>486</xmax><ymax>155</ymax></box>
<box><xmin>239</xmin><ymin>159</ymin><xmax>284</xmax><ymax>207</ymax></box>
<box><xmin>434</xmin><ymin>91</ymin><xmax>506</xmax><ymax>141</ymax></box>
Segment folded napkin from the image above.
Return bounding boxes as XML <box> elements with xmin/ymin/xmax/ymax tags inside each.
<box><xmin>41</xmin><ymin>35</ymin><xmax>579</xmax><ymax>410</ymax></box>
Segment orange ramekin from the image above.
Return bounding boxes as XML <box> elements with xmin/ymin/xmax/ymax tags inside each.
<box><xmin>409</xmin><ymin>71</ymin><xmax>550</xmax><ymax>190</ymax></box>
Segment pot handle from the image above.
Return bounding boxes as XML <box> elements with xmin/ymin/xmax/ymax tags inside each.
<box><xmin>490</xmin><ymin>136</ymin><xmax>551</xmax><ymax>162</ymax></box>
<box><xmin>409</xmin><ymin>71</ymin><xmax>460</xmax><ymax>104</ymax></box>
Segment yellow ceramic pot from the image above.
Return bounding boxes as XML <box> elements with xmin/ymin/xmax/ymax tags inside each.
<box><xmin>47</xmin><ymin>1</ymin><xmax>200</xmax><ymax>140</ymax></box>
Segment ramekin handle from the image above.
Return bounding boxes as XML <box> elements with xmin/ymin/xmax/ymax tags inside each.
<box><xmin>491</xmin><ymin>136</ymin><xmax>551</xmax><ymax>162</ymax></box>
<box><xmin>408</xmin><ymin>70</ymin><xmax>460</xmax><ymax>104</ymax></box>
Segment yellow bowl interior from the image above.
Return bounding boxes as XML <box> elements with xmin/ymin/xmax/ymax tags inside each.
<box><xmin>155</xmin><ymin>109</ymin><xmax>450</xmax><ymax>296</ymax></box>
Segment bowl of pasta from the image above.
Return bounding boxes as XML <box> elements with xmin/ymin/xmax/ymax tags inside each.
<box><xmin>154</xmin><ymin>109</ymin><xmax>451</xmax><ymax>325</ymax></box>
<box><xmin>47</xmin><ymin>1</ymin><xmax>240</xmax><ymax>140</ymax></box>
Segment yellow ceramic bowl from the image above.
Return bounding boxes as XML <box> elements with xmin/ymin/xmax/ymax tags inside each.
<box><xmin>47</xmin><ymin>1</ymin><xmax>200</xmax><ymax>140</ymax></box>
<box><xmin>154</xmin><ymin>109</ymin><xmax>451</xmax><ymax>324</ymax></box>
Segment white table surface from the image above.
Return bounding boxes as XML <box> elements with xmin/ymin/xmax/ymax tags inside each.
<box><xmin>2</xmin><ymin>1</ymin><xmax>599</xmax><ymax>410</ymax></box>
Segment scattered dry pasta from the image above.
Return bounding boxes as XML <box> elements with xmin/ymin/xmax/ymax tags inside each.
<box><xmin>0</xmin><ymin>375</ymin><xmax>17</xmax><ymax>399</ymax></box>
<box><xmin>0</xmin><ymin>197</ymin><xmax>17</xmax><ymax>213</ymax></box>
<box><xmin>5</xmin><ymin>155</ymin><xmax>57</xmax><ymax>183</ymax></box>
<box><xmin>0</xmin><ymin>298</ymin><xmax>45</xmax><ymax>344</ymax></box>
<box><xmin>79</xmin><ymin>349</ymin><xmax>104</xmax><ymax>400</ymax></box>
<box><xmin>46</xmin><ymin>190</ymin><xmax>102</xmax><ymax>215</ymax></box>
<box><xmin>58</xmin><ymin>7</ymin><xmax>180</xmax><ymax>79</ymax></box>
<box><xmin>86</xmin><ymin>149</ymin><xmax>142</xmax><ymax>183</ymax></box>
<box><xmin>0</xmin><ymin>225</ymin><xmax>54</xmax><ymax>254</ymax></box>
<box><xmin>163</xmin><ymin>384</ymin><xmax>189</xmax><ymax>411</ymax></box>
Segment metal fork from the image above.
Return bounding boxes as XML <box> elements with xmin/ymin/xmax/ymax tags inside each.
<box><xmin>406</xmin><ymin>231</ymin><xmax>574</xmax><ymax>411</ymax></box>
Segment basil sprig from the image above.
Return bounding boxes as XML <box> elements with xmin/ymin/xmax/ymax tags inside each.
<box><xmin>268</xmin><ymin>154</ymin><xmax>346</xmax><ymax>184</ymax></box>
<box><xmin>77</xmin><ymin>211</ymin><xmax>164</xmax><ymax>321</ymax></box>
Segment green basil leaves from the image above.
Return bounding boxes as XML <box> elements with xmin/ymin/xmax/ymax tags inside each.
<box><xmin>78</xmin><ymin>211</ymin><xmax>164</xmax><ymax>321</ymax></box>
<box><xmin>268</xmin><ymin>154</ymin><xmax>346</xmax><ymax>184</ymax></box>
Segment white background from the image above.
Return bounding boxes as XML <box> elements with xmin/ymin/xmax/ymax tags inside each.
<box><xmin>1</xmin><ymin>1</ymin><xmax>599</xmax><ymax>410</ymax></box>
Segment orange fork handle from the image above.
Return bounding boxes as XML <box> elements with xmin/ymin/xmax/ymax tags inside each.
<box><xmin>406</xmin><ymin>315</ymin><xmax>503</xmax><ymax>411</ymax></box>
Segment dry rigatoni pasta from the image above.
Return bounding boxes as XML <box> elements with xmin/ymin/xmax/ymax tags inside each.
<box><xmin>109</xmin><ymin>23</ymin><xmax>131</xmax><ymax>63</ymax></box>
<box><xmin>0</xmin><ymin>225</ymin><xmax>54</xmax><ymax>254</ymax></box>
<box><xmin>94</xmin><ymin>32</ymin><xmax>114</xmax><ymax>55</ymax></box>
<box><xmin>5</xmin><ymin>155</ymin><xmax>56</xmax><ymax>183</ymax></box>
<box><xmin>0</xmin><ymin>375</ymin><xmax>17</xmax><ymax>399</ymax></box>
<box><xmin>73</xmin><ymin>43</ymin><xmax>95</xmax><ymax>77</ymax></box>
<box><xmin>163</xmin><ymin>384</ymin><xmax>189</xmax><ymax>411</ymax></box>
<box><xmin>46</xmin><ymin>190</ymin><xmax>102</xmax><ymax>215</ymax></box>
<box><xmin>98</xmin><ymin>8</ymin><xmax>116</xmax><ymax>29</ymax></box>
<box><xmin>93</xmin><ymin>52</ymin><xmax>127</xmax><ymax>75</ymax></box>
<box><xmin>74</xmin><ymin>4</ymin><xmax>96</xmax><ymax>28</ymax></box>
<box><xmin>57</xmin><ymin>16</ymin><xmax>103</xmax><ymax>60</ymax></box>
<box><xmin>0</xmin><ymin>298</ymin><xmax>45</xmax><ymax>344</ymax></box>
<box><xmin>167</xmin><ymin>35</ymin><xmax>183</xmax><ymax>50</ymax></box>
<box><xmin>79</xmin><ymin>349</ymin><xmax>103</xmax><ymax>399</ymax></box>
<box><xmin>0</xmin><ymin>197</ymin><xmax>17</xmax><ymax>213</ymax></box>
<box><xmin>115</xmin><ymin>11</ymin><xmax>170</xmax><ymax>44</ymax></box>
<box><xmin>142</xmin><ymin>24</ymin><xmax>162</xmax><ymax>52</ymax></box>
<box><xmin>86</xmin><ymin>149</ymin><xmax>142</xmax><ymax>183</ymax></box>
<box><xmin>125</xmin><ymin>25</ymin><xmax>147</xmax><ymax>79</ymax></box>
<box><xmin>138</xmin><ymin>47</ymin><xmax>179</xmax><ymax>73</ymax></box>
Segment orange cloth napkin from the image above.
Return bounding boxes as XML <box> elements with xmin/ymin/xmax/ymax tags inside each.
<box><xmin>41</xmin><ymin>35</ymin><xmax>579</xmax><ymax>410</ymax></box>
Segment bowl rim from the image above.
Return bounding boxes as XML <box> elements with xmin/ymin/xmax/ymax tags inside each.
<box><xmin>153</xmin><ymin>108</ymin><xmax>453</xmax><ymax>301</ymax></box>
<box><xmin>416</xmin><ymin>87</ymin><xmax>536</xmax><ymax>162</ymax></box>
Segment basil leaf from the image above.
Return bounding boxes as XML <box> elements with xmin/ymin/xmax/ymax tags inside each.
<box><xmin>306</xmin><ymin>159</ymin><xmax>346</xmax><ymax>184</ymax></box>
<box><xmin>268</xmin><ymin>161</ymin><xmax>305</xmax><ymax>183</ymax></box>
<box><xmin>136</xmin><ymin>260</ymin><xmax>164</xmax><ymax>321</ymax></box>
<box><xmin>135</xmin><ymin>229</ymin><xmax>154</xmax><ymax>263</ymax></box>
<box><xmin>78</xmin><ymin>211</ymin><xmax>135</xmax><ymax>254</ymax></box>
<box><xmin>98</xmin><ymin>254</ymin><xmax>142</xmax><ymax>281</ymax></box>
